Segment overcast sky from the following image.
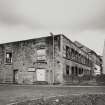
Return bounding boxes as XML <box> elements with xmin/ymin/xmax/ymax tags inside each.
<box><xmin>0</xmin><ymin>0</ymin><xmax>105</xmax><ymax>55</ymax></box>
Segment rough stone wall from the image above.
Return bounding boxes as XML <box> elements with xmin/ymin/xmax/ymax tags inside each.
<box><xmin>0</xmin><ymin>35</ymin><xmax>93</xmax><ymax>84</ymax></box>
<box><xmin>0</xmin><ymin>45</ymin><xmax>5</xmax><ymax>82</ymax></box>
<box><xmin>0</xmin><ymin>35</ymin><xmax>63</xmax><ymax>84</ymax></box>
<box><xmin>61</xmin><ymin>35</ymin><xmax>92</xmax><ymax>82</ymax></box>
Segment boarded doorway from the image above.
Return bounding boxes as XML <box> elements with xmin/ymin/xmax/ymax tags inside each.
<box><xmin>36</xmin><ymin>69</ymin><xmax>46</xmax><ymax>81</ymax></box>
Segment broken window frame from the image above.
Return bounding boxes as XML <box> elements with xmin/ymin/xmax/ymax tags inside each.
<box><xmin>5</xmin><ymin>51</ymin><xmax>12</xmax><ymax>64</ymax></box>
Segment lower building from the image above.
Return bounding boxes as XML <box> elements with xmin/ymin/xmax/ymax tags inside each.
<box><xmin>0</xmin><ymin>34</ymin><xmax>93</xmax><ymax>84</ymax></box>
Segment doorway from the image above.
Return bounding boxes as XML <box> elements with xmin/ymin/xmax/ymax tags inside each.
<box><xmin>36</xmin><ymin>69</ymin><xmax>46</xmax><ymax>81</ymax></box>
<box><xmin>13</xmin><ymin>69</ymin><xmax>18</xmax><ymax>83</ymax></box>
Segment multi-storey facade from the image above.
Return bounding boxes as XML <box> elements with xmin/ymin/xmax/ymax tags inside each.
<box><xmin>74</xmin><ymin>41</ymin><xmax>102</xmax><ymax>75</ymax></box>
<box><xmin>0</xmin><ymin>34</ymin><xmax>93</xmax><ymax>84</ymax></box>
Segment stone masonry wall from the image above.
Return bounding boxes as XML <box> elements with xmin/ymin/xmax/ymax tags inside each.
<box><xmin>0</xmin><ymin>35</ymin><xmax>63</xmax><ymax>84</ymax></box>
<box><xmin>62</xmin><ymin>35</ymin><xmax>92</xmax><ymax>83</ymax></box>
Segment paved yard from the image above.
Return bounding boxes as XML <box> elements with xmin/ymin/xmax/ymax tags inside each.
<box><xmin>0</xmin><ymin>84</ymin><xmax>105</xmax><ymax>105</ymax></box>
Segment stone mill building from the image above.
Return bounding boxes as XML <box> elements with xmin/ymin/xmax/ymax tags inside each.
<box><xmin>0</xmin><ymin>34</ymin><xmax>94</xmax><ymax>84</ymax></box>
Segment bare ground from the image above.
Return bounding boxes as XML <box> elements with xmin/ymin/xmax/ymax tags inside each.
<box><xmin>0</xmin><ymin>84</ymin><xmax>105</xmax><ymax>105</ymax></box>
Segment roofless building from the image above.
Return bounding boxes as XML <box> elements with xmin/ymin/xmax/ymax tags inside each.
<box><xmin>0</xmin><ymin>34</ymin><xmax>93</xmax><ymax>84</ymax></box>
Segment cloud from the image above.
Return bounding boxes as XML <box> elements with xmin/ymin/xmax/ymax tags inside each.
<box><xmin>0</xmin><ymin>0</ymin><xmax>105</xmax><ymax>54</ymax></box>
<box><xmin>0</xmin><ymin>0</ymin><xmax>105</xmax><ymax>31</ymax></box>
<box><xmin>0</xmin><ymin>0</ymin><xmax>43</xmax><ymax>29</ymax></box>
<box><xmin>69</xmin><ymin>30</ymin><xmax>105</xmax><ymax>55</ymax></box>
<box><xmin>65</xmin><ymin>0</ymin><xmax>105</xmax><ymax>31</ymax></box>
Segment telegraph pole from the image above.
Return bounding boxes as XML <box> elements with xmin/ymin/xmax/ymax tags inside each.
<box><xmin>102</xmin><ymin>40</ymin><xmax>105</xmax><ymax>74</ymax></box>
<box><xmin>50</xmin><ymin>32</ymin><xmax>55</xmax><ymax>84</ymax></box>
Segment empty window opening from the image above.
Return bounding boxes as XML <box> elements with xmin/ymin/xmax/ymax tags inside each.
<box><xmin>75</xmin><ymin>66</ymin><xmax>78</xmax><ymax>76</ymax></box>
<box><xmin>66</xmin><ymin>65</ymin><xmax>69</xmax><ymax>75</ymax></box>
<box><xmin>66</xmin><ymin>46</ymin><xmax>70</xmax><ymax>59</ymax></box>
<box><xmin>6</xmin><ymin>52</ymin><xmax>12</xmax><ymax>63</ymax></box>
<box><xmin>71</xmin><ymin>66</ymin><xmax>75</xmax><ymax>75</ymax></box>
<box><xmin>79</xmin><ymin>68</ymin><xmax>83</xmax><ymax>75</ymax></box>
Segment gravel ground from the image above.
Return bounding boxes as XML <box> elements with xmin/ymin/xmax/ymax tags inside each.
<box><xmin>0</xmin><ymin>84</ymin><xmax>105</xmax><ymax>105</ymax></box>
<box><xmin>9</xmin><ymin>94</ymin><xmax>105</xmax><ymax>105</ymax></box>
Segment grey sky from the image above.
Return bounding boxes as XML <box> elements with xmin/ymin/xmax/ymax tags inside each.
<box><xmin>0</xmin><ymin>0</ymin><xmax>105</xmax><ymax>55</ymax></box>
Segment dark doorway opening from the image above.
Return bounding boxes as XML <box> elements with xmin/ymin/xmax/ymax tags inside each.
<box><xmin>75</xmin><ymin>66</ymin><xmax>78</xmax><ymax>76</ymax></box>
<box><xmin>71</xmin><ymin>66</ymin><xmax>75</xmax><ymax>75</ymax></box>
<box><xmin>13</xmin><ymin>69</ymin><xmax>18</xmax><ymax>84</ymax></box>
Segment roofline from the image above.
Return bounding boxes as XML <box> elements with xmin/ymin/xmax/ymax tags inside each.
<box><xmin>0</xmin><ymin>34</ymin><xmax>62</xmax><ymax>45</ymax></box>
<box><xmin>61</xmin><ymin>35</ymin><xmax>91</xmax><ymax>57</ymax></box>
<box><xmin>74</xmin><ymin>41</ymin><xmax>101</xmax><ymax>56</ymax></box>
<box><xmin>0</xmin><ymin>33</ymin><xmax>99</xmax><ymax>58</ymax></box>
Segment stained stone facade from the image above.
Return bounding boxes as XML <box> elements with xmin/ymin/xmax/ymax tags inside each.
<box><xmin>74</xmin><ymin>41</ymin><xmax>102</xmax><ymax>75</ymax></box>
<box><xmin>0</xmin><ymin>34</ymin><xmax>93</xmax><ymax>84</ymax></box>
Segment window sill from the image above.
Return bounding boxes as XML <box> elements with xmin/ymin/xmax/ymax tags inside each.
<box><xmin>5</xmin><ymin>63</ymin><xmax>12</xmax><ymax>65</ymax></box>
